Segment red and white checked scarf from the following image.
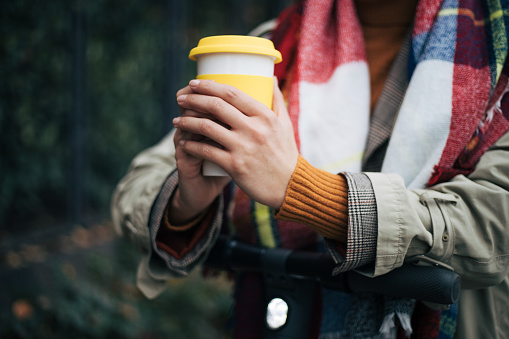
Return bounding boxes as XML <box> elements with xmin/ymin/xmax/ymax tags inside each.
<box><xmin>274</xmin><ymin>0</ymin><xmax>509</xmax><ymax>189</ymax></box>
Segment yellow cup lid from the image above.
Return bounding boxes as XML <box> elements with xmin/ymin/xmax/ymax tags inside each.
<box><xmin>189</xmin><ymin>35</ymin><xmax>282</xmax><ymax>64</ymax></box>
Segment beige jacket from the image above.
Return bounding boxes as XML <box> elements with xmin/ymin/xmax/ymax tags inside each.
<box><xmin>111</xmin><ymin>19</ymin><xmax>509</xmax><ymax>339</ymax></box>
<box><xmin>111</xmin><ymin>127</ymin><xmax>509</xmax><ymax>338</ymax></box>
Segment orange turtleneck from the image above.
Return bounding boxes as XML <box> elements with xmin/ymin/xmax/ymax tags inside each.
<box><xmin>356</xmin><ymin>0</ymin><xmax>419</xmax><ymax>111</ymax></box>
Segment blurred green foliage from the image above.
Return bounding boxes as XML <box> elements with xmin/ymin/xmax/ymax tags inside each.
<box><xmin>1</xmin><ymin>1</ymin><xmax>292</xmax><ymax>337</ymax></box>
<box><xmin>0</xmin><ymin>0</ymin><xmax>292</xmax><ymax>232</ymax></box>
<box><xmin>0</xmin><ymin>232</ymin><xmax>233</xmax><ymax>338</ymax></box>
<box><xmin>1</xmin><ymin>1</ymin><xmax>70</xmax><ymax>228</ymax></box>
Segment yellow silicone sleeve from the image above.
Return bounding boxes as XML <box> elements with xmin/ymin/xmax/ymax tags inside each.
<box><xmin>197</xmin><ymin>74</ymin><xmax>274</xmax><ymax>108</ymax></box>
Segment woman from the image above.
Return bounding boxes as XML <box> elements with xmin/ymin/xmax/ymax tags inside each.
<box><xmin>112</xmin><ymin>0</ymin><xmax>509</xmax><ymax>337</ymax></box>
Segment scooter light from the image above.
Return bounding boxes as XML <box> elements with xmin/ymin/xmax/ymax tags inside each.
<box><xmin>266</xmin><ymin>298</ymin><xmax>289</xmax><ymax>330</ymax></box>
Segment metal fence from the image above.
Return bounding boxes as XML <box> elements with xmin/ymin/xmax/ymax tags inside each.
<box><xmin>1</xmin><ymin>0</ymin><xmax>293</xmax><ymax>233</ymax></box>
<box><xmin>0</xmin><ymin>3</ymin><xmax>294</xmax><ymax>337</ymax></box>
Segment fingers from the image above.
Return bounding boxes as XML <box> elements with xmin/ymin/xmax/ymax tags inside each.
<box><xmin>187</xmin><ymin>79</ymin><xmax>270</xmax><ymax>117</ymax></box>
<box><xmin>173</xmin><ymin>112</ymin><xmax>235</xmax><ymax>150</ymax></box>
<box><xmin>181</xmin><ymin>108</ymin><xmax>214</xmax><ymax>120</ymax></box>
<box><xmin>176</xmin><ymin>85</ymin><xmax>194</xmax><ymax>99</ymax></box>
<box><xmin>177</xmin><ymin>91</ymin><xmax>248</xmax><ymax>129</ymax></box>
<box><xmin>176</xmin><ymin>86</ymin><xmax>196</xmax><ymax>117</ymax></box>
<box><xmin>178</xmin><ymin>134</ymin><xmax>230</xmax><ymax>169</ymax></box>
<box><xmin>174</xmin><ymin>127</ymin><xmax>205</xmax><ymax>148</ymax></box>
<box><xmin>174</xmin><ymin>109</ymin><xmax>212</xmax><ymax>146</ymax></box>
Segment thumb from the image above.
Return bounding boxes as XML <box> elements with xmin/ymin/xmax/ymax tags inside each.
<box><xmin>272</xmin><ymin>77</ymin><xmax>288</xmax><ymax>118</ymax></box>
<box><xmin>272</xmin><ymin>77</ymin><xmax>297</xmax><ymax>144</ymax></box>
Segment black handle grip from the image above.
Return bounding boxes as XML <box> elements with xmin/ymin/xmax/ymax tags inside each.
<box><xmin>345</xmin><ymin>265</ymin><xmax>460</xmax><ymax>304</ymax></box>
<box><xmin>205</xmin><ymin>236</ymin><xmax>461</xmax><ymax>304</ymax></box>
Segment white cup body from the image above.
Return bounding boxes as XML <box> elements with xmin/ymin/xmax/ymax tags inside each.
<box><xmin>197</xmin><ymin>52</ymin><xmax>275</xmax><ymax>76</ymax></box>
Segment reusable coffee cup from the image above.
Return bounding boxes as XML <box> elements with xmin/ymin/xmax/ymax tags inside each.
<box><xmin>189</xmin><ymin>35</ymin><xmax>282</xmax><ymax>176</ymax></box>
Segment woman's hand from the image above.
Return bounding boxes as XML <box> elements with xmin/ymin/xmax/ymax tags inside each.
<box><xmin>168</xmin><ymin>86</ymin><xmax>231</xmax><ymax>225</ymax></box>
<box><xmin>173</xmin><ymin>78</ymin><xmax>299</xmax><ymax>209</ymax></box>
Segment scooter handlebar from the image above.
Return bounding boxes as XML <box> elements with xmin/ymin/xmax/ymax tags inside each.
<box><xmin>205</xmin><ymin>235</ymin><xmax>460</xmax><ymax>305</ymax></box>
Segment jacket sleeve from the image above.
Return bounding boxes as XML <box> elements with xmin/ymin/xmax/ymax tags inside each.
<box><xmin>364</xmin><ymin>130</ymin><xmax>509</xmax><ymax>289</ymax></box>
<box><xmin>111</xmin><ymin>129</ymin><xmax>224</xmax><ymax>299</ymax></box>
<box><xmin>111</xmin><ymin>130</ymin><xmax>179</xmax><ymax>298</ymax></box>
<box><xmin>111</xmin><ymin>129</ymin><xmax>177</xmax><ymax>254</ymax></box>
<box><xmin>110</xmin><ymin>129</ymin><xmax>198</xmax><ymax>298</ymax></box>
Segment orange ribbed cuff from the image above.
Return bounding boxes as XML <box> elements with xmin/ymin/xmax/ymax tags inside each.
<box><xmin>163</xmin><ymin>204</ymin><xmax>207</xmax><ymax>232</ymax></box>
<box><xmin>275</xmin><ymin>155</ymin><xmax>349</xmax><ymax>242</ymax></box>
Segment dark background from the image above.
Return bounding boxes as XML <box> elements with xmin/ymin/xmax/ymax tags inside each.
<box><xmin>0</xmin><ymin>0</ymin><xmax>292</xmax><ymax>337</ymax></box>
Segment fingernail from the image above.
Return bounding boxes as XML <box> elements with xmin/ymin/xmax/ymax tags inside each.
<box><xmin>179</xmin><ymin>140</ymin><xmax>186</xmax><ymax>146</ymax></box>
<box><xmin>177</xmin><ymin>95</ymin><xmax>187</xmax><ymax>103</ymax></box>
<box><xmin>173</xmin><ymin>117</ymin><xmax>181</xmax><ymax>126</ymax></box>
<box><xmin>189</xmin><ymin>79</ymin><xmax>200</xmax><ymax>87</ymax></box>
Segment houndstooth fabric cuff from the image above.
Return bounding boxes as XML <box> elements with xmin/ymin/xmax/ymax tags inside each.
<box><xmin>148</xmin><ymin>170</ymin><xmax>223</xmax><ymax>276</ymax></box>
<box><xmin>326</xmin><ymin>172</ymin><xmax>378</xmax><ymax>275</ymax></box>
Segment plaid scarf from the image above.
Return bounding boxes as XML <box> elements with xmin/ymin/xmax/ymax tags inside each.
<box><xmin>229</xmin><ymin>0</ymin><xmax>509</xmax><ymax>338</ymax></box>
<box><xmin>273</xmin><ymin>0</ymin><xmax>509</xmax><ymax>188</ymax></box>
